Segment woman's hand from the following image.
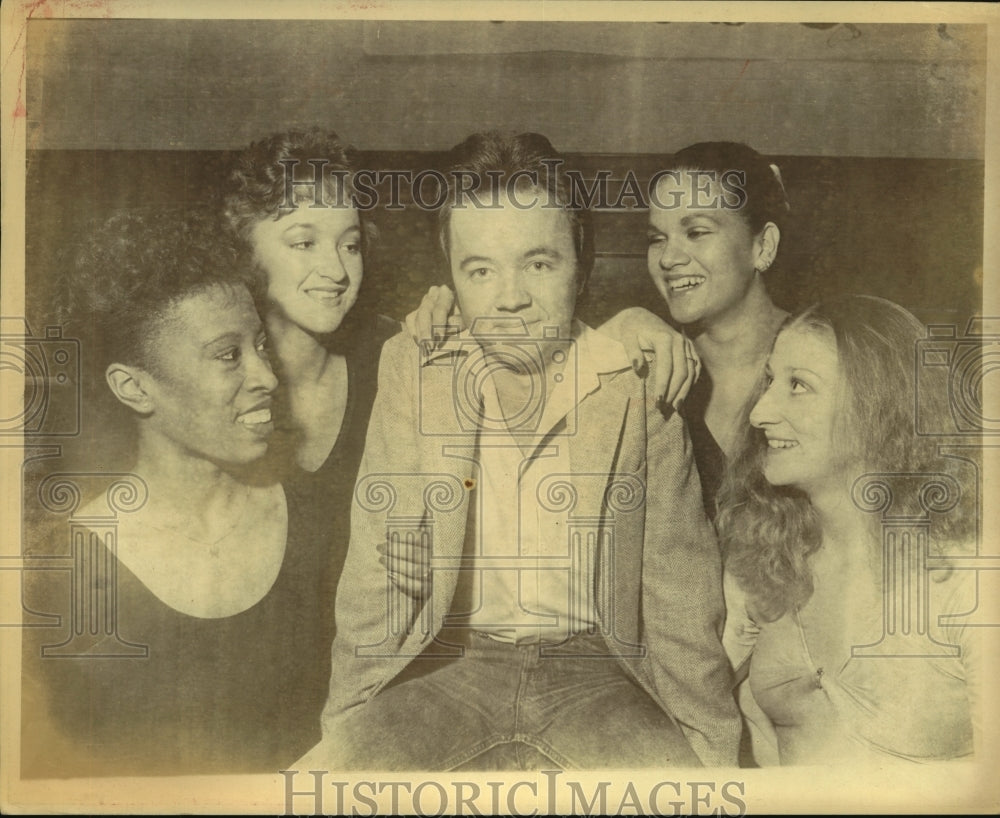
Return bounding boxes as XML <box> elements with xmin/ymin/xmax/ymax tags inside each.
<box><xmin>376</xmin><ymin>539</ymin><xmax>432</xmax><ymax>599</ymax></box>
<box><xmin>404</xmin><ymin>285</ymin><xmax>462</xmax><ymax>351</ymax></box>
<box><xmin>598</xmin><ymin>307</ymin><xmax>701</xmax><ymax>409</ymax></box>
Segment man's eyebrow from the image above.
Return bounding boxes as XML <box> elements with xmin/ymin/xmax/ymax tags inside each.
<box><xmin>520</xmin><ymin>246</ymin><xmax>563</xmax><ymax>260</ymax></box>
<box><xmin>458</xmin><ymin>255</ymin><xmax>493</xmax><ymax>268</ymax></box>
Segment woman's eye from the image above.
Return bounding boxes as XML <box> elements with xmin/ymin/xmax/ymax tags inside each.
<box><xmin>687</xmin><ymin>229</ymin><xmax>710</xmax><ymax>240</ymax></box>
<box><xmin>290</xmin><ymin>240</ymin><xmax>315</xmax><ymax>250</ymax></box>
<box><xmin>790</xmin><ymin>378</ymin><xmax>808</xmax><ymax>394</ymax></box>
<box><xmin>342</xmin><ymin>242</ymin><xmax>361</xmax><ymax>255</ymax></box>
<box><xmin>255</xmin><ymin>337</ymin><xmax>269</xmax><ymax>356</ymax></box>
<box><xmin>217</xmin><ymin>348</ymin><xmax>240</xmax><ymax>363</ymax></box>
<box><xmin>528</xmin><ymin>261</ymin><xmax>551</xmax><ymax>273</ymax></box>
<box><xmin>470</xmin><ymin>268</ymin><xmax>490</xmax><ymax>278</ymax></box>
<box><xmin>646</xmin><ymin>234</ymin><xmax>665</xmax><ymax>246</ymax></box>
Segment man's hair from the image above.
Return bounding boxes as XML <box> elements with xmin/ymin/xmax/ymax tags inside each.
<box><xmin>436</xmin><ymin>131</ymin><xmax>595</xmax><ymax>290</ymax></box>
<box><xmin>716</xmin><ymin>294</ymin><xmax>975</xmax><ymax>622</ymax></box>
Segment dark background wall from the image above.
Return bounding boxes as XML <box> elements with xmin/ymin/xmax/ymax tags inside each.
<box><xmin>24</xmin><ymin>19</ymin><xmax>986</xmax><ymax>332</ymax></box>
<box><xmin>25</xmin><ymin>149</ymin><xmax>983</xmax><ymax>334</ymax></box>
<box><xmin>20</xmin><ymin>18</ymin><xmax>987</xmax><ymax>476</ymax></box>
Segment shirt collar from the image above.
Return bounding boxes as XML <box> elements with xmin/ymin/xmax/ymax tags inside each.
<box><xmin>422</xmin><ymin>318</ymin><xmax>631</xmax><ymax>376</ymax></box>
<box><xmin>425</xmin><ymin>320</ymin><xmax>632</xmax><ymax>436</ymax></box>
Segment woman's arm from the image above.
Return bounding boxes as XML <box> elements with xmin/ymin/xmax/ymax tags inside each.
<box><xmin>404</xmin><ymin>288</ymin><xmax>700</xmax><ymax>407</ymax></box>
<box><xmin>722</xmin><ymin>570</ymin><xmax>758</xmax><ymax>682</ymax></box>
<box><xmin>597</xmin><ymin>307</ymin><xmax>701</xmax><ymax>410</ymax></box>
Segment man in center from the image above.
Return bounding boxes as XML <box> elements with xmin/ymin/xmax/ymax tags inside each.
<box><xmin>304</xmin><ymin>132</ymin><xmax>739</xmax><ymax>770</ymax></box>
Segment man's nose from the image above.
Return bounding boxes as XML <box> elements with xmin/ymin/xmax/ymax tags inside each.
<box><xmin>495</xmin><ymin>272</ymin><xmax>532</xmax><ymax>312</ymax></box>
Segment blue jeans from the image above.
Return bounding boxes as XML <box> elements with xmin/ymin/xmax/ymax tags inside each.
<box><xmin>312</xmin><ymin>630</ymin><xmax>701</xmax><ymax>771</ymax></box>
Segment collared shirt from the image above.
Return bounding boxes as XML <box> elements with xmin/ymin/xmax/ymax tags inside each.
<box><xmin>427</xmin><ymin>320</ymin><xmax>633</xmax><ymax>644</ymax></box>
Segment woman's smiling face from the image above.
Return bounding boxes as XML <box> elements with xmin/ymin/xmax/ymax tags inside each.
<box><xmin>646</xmin><ymin>172</ymin><xmax>770</xmax><ymax>328</ymax></box>
<box><xmin>138</xmin><ymin>284</ymin><xmax>278</xmax><ymax>466</ymax></box>
<box><xmin>749</xmin><ymin>323</ymin><xmax>855</xmax><ymax>497</ymax></box>
<box><xmin>250</xmin><ymin>196</ymin><xmax>364</xmax><ymax>335</ymax></box>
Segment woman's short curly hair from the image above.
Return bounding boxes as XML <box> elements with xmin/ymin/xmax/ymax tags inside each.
<box><xmin>61</xmin><ymin>206</ymin><xmax>255</xmax><ymax>375</ymax></box>
<box><xmin>219</xmin><ymin>128</ymin><xmax>379</xmax><ymax>342</ymax></box>
<box><xmin>221</xmin><ymin>127</ymin><xmax>362</xmax><ymax>241</ymax></box>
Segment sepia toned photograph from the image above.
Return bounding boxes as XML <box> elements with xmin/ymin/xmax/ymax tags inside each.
<box><xmin>2</xmin><ymin>1</ymin><xmax>999</xmax><ymax>813</ymax></box>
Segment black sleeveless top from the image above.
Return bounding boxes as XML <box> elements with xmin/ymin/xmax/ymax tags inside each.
<box><xmin>20</xmin><ymin>315</ymin><xmax>400</xmax><ymax>777</ymax></box>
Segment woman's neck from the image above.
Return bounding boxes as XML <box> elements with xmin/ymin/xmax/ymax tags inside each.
<box><xmin>265</xmin><ymin>310</ymin><xmax>339</xmax><ymax>385</ymax></box>
<box><xmin>132</xmin><ymin>435</ymin><xmax>250</xmax><ymax>532</ymax></box>
<box><xmin>693</xmin><ymin>280</ymin><xmax>787</xmax><ymax>375</ymax></box>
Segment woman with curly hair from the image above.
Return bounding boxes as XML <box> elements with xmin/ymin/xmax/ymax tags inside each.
<box><xmin>221</xmin><ymin>129</ymin><xmax>400</xmax><ymax>598</ymax></box>
<box><xmin>716</xmin><ymin>294</ymin><xmax>977</xmax><ymax>766</ymax></box>
<box><xmin>22</xmin><ymin>208</ymin><xmax>341</xmax><ymax>776</ymax></box>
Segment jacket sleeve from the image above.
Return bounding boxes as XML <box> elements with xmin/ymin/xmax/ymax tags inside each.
<box><xmin>319</xmin><ymin>332</ymin><xmax>431</xmax><ymax>732</ymax></box>
<box><xmin>639</xmin><ymin>386</ymin><xmax>741</xmax><ymax>766</ymax></box>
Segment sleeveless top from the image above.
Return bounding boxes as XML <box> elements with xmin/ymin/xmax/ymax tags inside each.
<box><xmin>20</xmin><ymin>314</ymin><xmax>400</xmax><ymax>777</ymax></box>
<box><xmin>723</xmin><ymin>569</ymin><xmax>976</xmax><ymax>766</ymax></box>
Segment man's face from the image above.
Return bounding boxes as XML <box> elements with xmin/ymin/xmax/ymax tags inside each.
<box><xmin>447</xmin><ymin>189</ymin><xmax>578</xmax><ymax>343</ymax></box>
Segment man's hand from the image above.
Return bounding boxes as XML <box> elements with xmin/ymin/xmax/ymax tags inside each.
<box><xmin>404</xmin><ymin>285</ymin><xmax>462</xmax><ymax>351</ymax></box>
<box><xmin>376</xmin><ymin>539</ymin><xmax>432</xmax><ymax>599</ymax></box>
<box><xmin>599</xmin><ymin>307</ymin><xmax>701</xmax><ymax>409</ymax></box>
